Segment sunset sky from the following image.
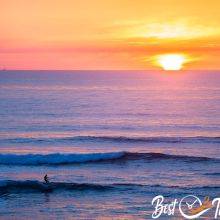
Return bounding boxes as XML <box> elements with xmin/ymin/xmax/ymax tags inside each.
<box><xmin>1</xmin><ymin>0</ymin><xmax>220</xmax><ymax>70</ymax></box>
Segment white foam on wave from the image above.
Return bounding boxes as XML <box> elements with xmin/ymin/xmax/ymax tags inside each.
<box><xmin>0</xmin><ymin>152</ymin><xmax>125</xmax><ymax>165</ymax></box>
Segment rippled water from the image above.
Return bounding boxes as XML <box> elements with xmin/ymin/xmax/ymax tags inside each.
<box><xmin>0</xmin><ymin>70</ymin><xmax>219</xmax><ymax>219</ymax></box>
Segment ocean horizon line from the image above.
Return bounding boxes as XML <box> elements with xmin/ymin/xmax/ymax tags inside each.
<box><xmin>1</xmin><ymin>69</ymin><xmax>220</xmax><ymax>72</ymax></box>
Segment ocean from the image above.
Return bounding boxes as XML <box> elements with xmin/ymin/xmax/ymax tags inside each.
<box><xmin>0</xmin><ymin>70</ymin><xmax>219</xmax><ymax>219</ymax></box>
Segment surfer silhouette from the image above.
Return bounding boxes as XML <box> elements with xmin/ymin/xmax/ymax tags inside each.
<box><xmin>44</xmin><ymin>174</ymin><xmax>49</xmax><ymax>184</ymax></box>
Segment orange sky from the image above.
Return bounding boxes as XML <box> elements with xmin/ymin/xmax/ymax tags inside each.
<box><xmin>1</xmin><ymin>0</ymin><xmax>220</xmax><ymax>70</ymax></box>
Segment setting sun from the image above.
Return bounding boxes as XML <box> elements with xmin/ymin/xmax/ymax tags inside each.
<box><xmin>157</xmin><ymin>54</ymin><xmax>186</xmax><ymax>70</ymax></box>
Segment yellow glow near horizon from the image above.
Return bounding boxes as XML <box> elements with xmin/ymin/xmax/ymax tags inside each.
<box><xmin>157</xmin><ymin>54</ymin><xmax>186</xmax><ymax>70</ymax></box>
<box><xmin>1</xmin><ymin>0</ymin><xmax>220</xmax><ymax>69</ymax></box>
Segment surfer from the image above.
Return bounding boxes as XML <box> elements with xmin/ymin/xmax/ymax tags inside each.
<box><xmin>44</xmin><ymin>174</ymin><xmax>49</xmax><ymax>184</ymax></box>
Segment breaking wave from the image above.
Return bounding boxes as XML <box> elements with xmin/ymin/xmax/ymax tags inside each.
<box><xmin>0</xmin><ymin>180</ymin><xmax>219</xmax><ymax>194</ymax></box>
<box><xmin>0</xmin><ymin>151</ymin><xmax>218</xmax><ymax>165</ymax></box>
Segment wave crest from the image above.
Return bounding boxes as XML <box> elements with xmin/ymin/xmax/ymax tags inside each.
<box><xmin>0</xmin><ymin>152</ymin><xmax>125</xmax><ymax>165</ymax></box>
<box><xmin>0</xmin><ymin>152</ymin><xmax>218</xmax><ymax>165</ymax></box>
<box><xmin>2</xmin><ymin>135</ymin><xmax>220</xmax><ymax>144</ymax></box>
<box><xmin>0</xmin><ymin>180</ymin><xmax>219</xmax><ymax>194</ymax></box>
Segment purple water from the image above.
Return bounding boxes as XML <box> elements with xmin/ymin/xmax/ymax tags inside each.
<box><xmin>0</xmin><ymin>70</ymin><xmax>219</xmax><ymax>219</ymax></box>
